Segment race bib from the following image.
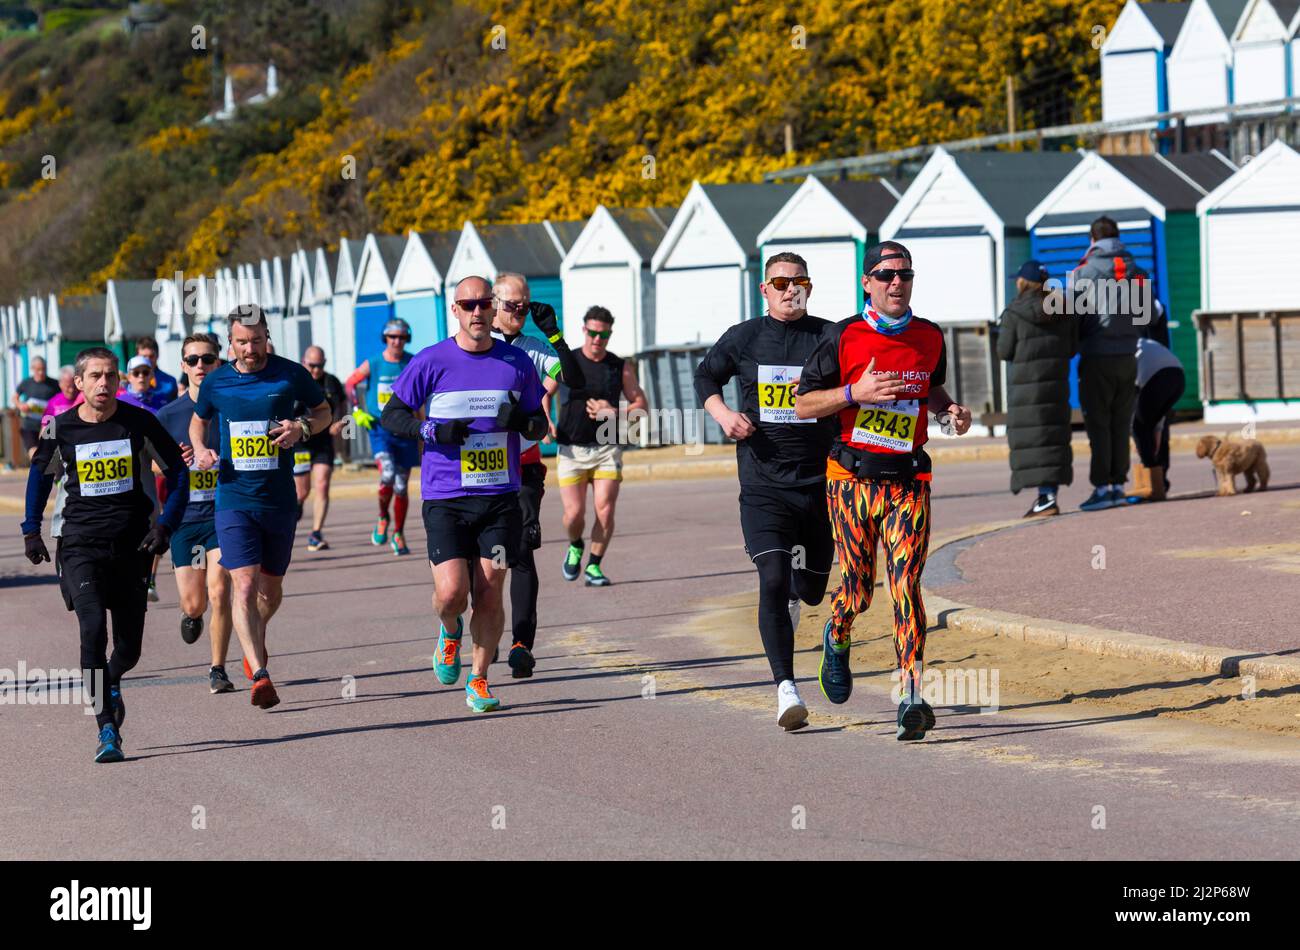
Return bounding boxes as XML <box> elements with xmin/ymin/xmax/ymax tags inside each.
<box><xmin>460</xmin><ymin>432</ymin><xmax>509</xmax><ymax>487</ymax></box>
<box><xmin>76</xmin><ymin>439</ymin><xmax>133</xmax><ymax>497</ymax></box>
<box><xmin>229</xmin><ymin>420</ymin><xmax>279</xmax><ymax>471</ymax></box>
<box><xmin>851</xmin><ymin>399</ymin><xmax>920</xmax><ymax>453</ymax></box>
<box><xmin>293</xmin><ymin>450</ymin><xmax>311</xmax><ymax>475</ymax></box>
<box><xmin>757</xmin><ymin>365</ymin><xmax>810</xmax><ymax>424</ymax></box>
<box><xmin>377</xmin><ymin>382</ymin><xmax>394</xmax><ymax>408</ymax></box>
<box><xmin>189</xmin><ymin>466</ymin><xmax>218</xmax><ymax>502</ymax></box>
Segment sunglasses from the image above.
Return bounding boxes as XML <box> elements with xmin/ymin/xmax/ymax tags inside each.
<box><xmin>306</xmin><ymin>362</ymin><xmax>325</xmax><ymax>369</ymax></box>
<box><xmin>767</xmin><ymin>276</ymin><xmax>811</xmax><ymax>291</ymax></box>
<box><xmin>456</xmin><ymin>297</ymin><xmax>493</xmax><ymax>312</ymax></box>
<box><xmin>384</xmin><ymin>334</ymin><xmax>407</xmax><ymax>341</ymax></box>
<box><xmin>585</xmin><ymin>328</ymin><xmax>612</xmax><ymax>340</ymax></box>
<box><xmin>182</xmin><ymin>354</ymin><xmax>219</xmax><ymax>367</ymax></box>
<box><xmin>869</xmin><ymin>268</ymin><xmax>915</xmax><ymax>283</ymax></box>
<box><xmin>130</xmin><ymin>369</ymin><xmax>152</xmax><ymax>377</ymax></box>
<box><xmin>495</xmin><ymin>298</ymin><xmax>528</xmax><ymax>313</ymax></box>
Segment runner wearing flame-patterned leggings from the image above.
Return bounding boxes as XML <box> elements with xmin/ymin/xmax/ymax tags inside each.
<box><xmin>795</xmin><ymin>241</ymin><xmax>972</xmax><ymax>741</ymax></box>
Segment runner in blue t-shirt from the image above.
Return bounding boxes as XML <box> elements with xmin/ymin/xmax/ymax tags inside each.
<box><xmin>188</xmin><ymin>305</ymin><xmax>331</xmax><ymax>710</ymax></box>
<box><xmin>157</xmin><ymin>332</ymin><xmax>238</xmax><ymax>696</ymax></box>
<box><xmin>380</xmin><ymin>276</ymin><xmax>548</xmax><ymax>714</ymax></box>
<box><xmin>345</xmin><ymin>318</ymin><xmax>419</xmax><ymax>555</ymax></box>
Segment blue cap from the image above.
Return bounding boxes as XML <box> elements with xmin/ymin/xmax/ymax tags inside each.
<box><xmin>1017</xmin><ymin>260</ymin><xmax>1048</xmax><ymax>282</ymax></box>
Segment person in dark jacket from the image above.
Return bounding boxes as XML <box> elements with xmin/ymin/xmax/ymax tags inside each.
<box><xmin>1072</xmin><ymin>216</ymin><xmax>1150</xmax><ymax>511</ymax></box>
<box><xmin>997</xmin><ymin>260</ymin><xmax>1077</xmax><ymax>517</ymax></box>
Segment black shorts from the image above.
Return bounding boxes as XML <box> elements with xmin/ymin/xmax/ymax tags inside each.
<box><xmin>56</xmin><ymin>533</ymin><xmax>152</xmax><ymax>613</ymax></box>
<box><xmin>20</xmin><ymin>427</ymin><xmax>40</xmax><ymax>453</ymax></box>
<box><xmin>511</xmin><ymin>462</ymin><xmax>547</xmax><ymax>564</ymax></box>
<box><xmin>423</xmin><ymin>494</ymin><xmax>521</xmax><ymax>566</ymax></box>
<box><xmin>739</xmin><ymin>482</ymin><xmax>835</xmax><ymax>573</ymax></box>
<box><xmin>294</xmin><ymin>433</ymin><xmax>335</xmax><ymax>472</ymax></box>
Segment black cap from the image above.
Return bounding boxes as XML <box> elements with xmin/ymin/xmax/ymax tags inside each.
<box><xmin>1017</xmin><ymin>259</ymin><xmax>1048</xmax><ymax>282</ymax></box>
<box><xmin>863</xmin><ymin>241</ymin><xmax>912</xmax><ymax>274</ymax></box>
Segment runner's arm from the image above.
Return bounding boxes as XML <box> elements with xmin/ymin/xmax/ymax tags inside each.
<box><xmin>380</xmin><ymin>394</ymin><xmax>423</xmax><ymax>441</ymax></box>
<box><xmin>344</xmin><ymin>361</ymin><xmax>370</xmax><ymax>407</ymax></box>
<box><xmin>143</xmin><ymin>425</ymin><xmax>188</xmax><ymax>533</ymax></box>
<box><xmin>622</xmin><ymin>362</ymin><xmax>647</xmax><ymax>414</ymax></box>
<box><xmin>20</xmin><ymin>439</ymin><xmax>57</xmax><ymax>537</ymax></box>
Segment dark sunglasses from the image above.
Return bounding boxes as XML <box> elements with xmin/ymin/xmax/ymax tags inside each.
<box><xmin>495</xmin><ymin>297</ymin><xmax>528</xmax><ymax>313</ymax></box>
<box><xmin>182</xmin><ymin>354</ymin><xmax>219</xmax><ymax>367</ymax></box>
<box><xmin>130</xmin><ymin>369</ymin><xmax>152</xmax><ymax>377</ymax></box>
<box><xmin>767</xmin><ymin>276</ymin><xmax>811</xmax><ymax>291</ymax></box>
<box><xmin>306</xmin><ymin>362</ymin><xmax>325</xmax><ymax>369</ymax></box>
<box><xmin>384</xmin><ymin>334</ymin><xmax>407</xmax><ymax>341</ymax></box>
<box><xmin>585</xmin><ymin>328</ymin><xmax>612</xmax><ymax>340</ymax></box>
<box><xmin>456</xmin><ymin>297</ymin><xmax>493</xmax><ymax>312</ymax></box>
<box><xmin>869</xmin><ymin>268</ymin><xmax>915</xmax><ymax>283</ymax></box>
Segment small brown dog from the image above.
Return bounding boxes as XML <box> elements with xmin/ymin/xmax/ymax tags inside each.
<box><xmin>1195</xmin><ymin>435</ymin><xmax>1270</xmax><ymax>495</ymax></box>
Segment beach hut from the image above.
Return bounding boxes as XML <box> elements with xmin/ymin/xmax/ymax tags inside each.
<box><xmin>1167</xmin><ymin>0</ymin><xmax>1249</xmax><ymax>122</ymax></box>
<box><xmin>756</xmin><ymin>177</ymin><xmax>904</xmax><ymax>319</ymax></box>
<box><xmin>105</xmin><ymin>279</ymin><xmax>163</xmax><ymax>366</ymax></box>
<box><xmin>391</xmin><ymin>229</ymin><xmax>460</xmax><ymax>353</ymax></box>
<box><xmin>47</xmin><ymin>294</ymin><xmax>109</xmax><ymax>370</ymax></box>
<box><xmin>1230</xmin><ymin>0</ymin><xmax>1297</xmax><ymax>110</ymax></box>
<box><xmin>331</xmin><ymin>237</ymin><xmax>365</xmax><ymax>375</ymax></box>
<box><xmin>309</xmin><ymin>247</ymin><xmax>338</xmax><ymax>366</ymax></box>
<box><xmin>560</xmin><ymin>206</ymin><xmax>674</xmax><ymax>357</ymax></box>
<box><xmin>351</xmin><ymin>233</ymin><xmax>407</xmax><ymax>369</ymax></box>
<box><xmin>443</xmin><ymin>221</ymin><xmax>576</xmax><ymax>342</ymax></box>
<box><xmin>284</xmin><ymin>248</ymin><xmax>315</xmax><ymax>360</ymax></box>
<box><xmin>1100</xmin><ymin>0</ymin><xmax>1190</xmax><ymax>126</ymax></box>
<box><xmin>1027</xmin><ymin>149</ymin><xmax>1237</xmax><ymax>410</ymax></box>
<box><xmin>649</xmin><ymin>182</ymin><xmax>797</xmax><ymax>348</ymax></box>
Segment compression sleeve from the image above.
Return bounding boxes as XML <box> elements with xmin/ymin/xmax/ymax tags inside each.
<box><xmin>694</xmin><ymin>326</ymin><xmax>739</xmax><ymax>405</ymax></box>
<box><xmin>344</xmin><ymin>365</ymin><xmax>368</xmax><ymax>405</ymax></box>
<box><xmin>550</xmin><ymin>336</ymin><xmax>585</xmax><ymax>390</ymax></box>
<box><xmin>144</xmin><ymin>413</ymin><xmax>189</xmax><ymax>531</ymax></box>
<box><xmin>380</xmin><ymin>394</ymin><xmax>423</xmax><ymax>441</ymax></box>
<box><xmin>21</xmin><ymin>463</ymin><xmax>55</xmax><ymax>537</ymax></box>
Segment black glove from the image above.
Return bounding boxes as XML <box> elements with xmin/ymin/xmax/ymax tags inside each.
<box><xmin>23</xmin><ymin>533</ymin><xmax>49</xmax><ymax>565</ymax></box>
<box><xmin>138</xmin><ymin>525</ymin><xmax>172</xmax><ymax>556</ymax></box>
<box><xmin>495</xmin><ymin>393</ymin><xmax>532</xmax><ymax>434</ymax></box>
<box><xmin>529</xmin><ymin>301</ymin><xmax>560</xmax><ymax>341</ymax></box>
<box><xmin>432</xmin><ymin>418</ymin><xmax>473</xmax><ymax>446</ymax></box>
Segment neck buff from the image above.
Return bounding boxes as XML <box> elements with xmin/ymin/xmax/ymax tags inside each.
<box><xmin>863</xmin><ymin>303</ymin><xmax>914</xmax><ymax>336</ymax></box>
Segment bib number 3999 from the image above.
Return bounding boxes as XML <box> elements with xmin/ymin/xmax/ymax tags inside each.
<box><xmin>460</xmin><ymin>432</ymin><xmax>508</xmax><ymax>487</ymax></box>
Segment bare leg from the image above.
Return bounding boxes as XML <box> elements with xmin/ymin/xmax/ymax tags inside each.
<box><xmin>589</xmin><ymin>478</ymin><xmax>620</xmax><ymax>557</ymax></box>
<box><xmin>311</xmin><ymin>463</ymin><xmax>333</xmax><ymax>533</ymax></box>
<box><xmin>229</xmin><ymin>566</ymin><xmax>268</xmax><ymax>671</ymax></box>
<box><xmin>206</xmin><ymin>548</ymin><xmax>233</xmax><ymax>668</ymax></box>
<box><xmin>467</xmin><ymin>556</ymin><xmax>507</xmax><ymax>678</ymax></box>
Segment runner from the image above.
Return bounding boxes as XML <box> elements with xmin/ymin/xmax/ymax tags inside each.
<box><xmin>118</xmin><ymin>356</ymin><xmax>166</xmax><ymax>601</ymax></box>
<box><xmin>20</xmin><ymin>347</ymin><xmax>187</xmax><ymax>762</ymax></box>
<box><xmin>188</xmin><ymin>305</ymin><xmax>331</xmax><ymax>710</ymax></box>
<box><xmin>134</xmin><ymin>336</ymin><xmax>179</xmax><ymax>404</ymax></box>
<box><xmin>490</xmin><ymin>273</ymin><xmax>585</xmax><ymax>678</ymax></box>
<box><xmin>157</xmin><ymin>333</ymin><xmax>236</xmax><ymax>695</ymax></box>
<box><xmin>41</xmin><ymin>366</ymin><xmax>83</xmax><ymax>542</ymax></box>
<box><xmin>379</xmin><ymin>276</ymin><xmax>547</xmax><ymax>712</ymax></box>
<box><xmin>554</xmin><ymin>306</ymin><xmax>647</xmax><ymax>587</ymax></box>
<box><xmin>346</xmin><ymin>318</ymin><xmax>418</xmax><ymax>555</ymax></box>
<box><xmin>13</xmin><ymin>357</ymin><xmax>58</xmax><ymax>460</ymax></box>
<box><xmin>695</xmin><ymin>252</ymin><xmax>837</xmax><ymax>730</ymax></box>
<box><xmin>295</xmin><ymin>346</ymin><xmax>347</xmax><ymax>551</ymax></box>
<box><xmin>794</xmin><ymin>241</ymin><xmax>972</xmax><ymax>741</ymax></box>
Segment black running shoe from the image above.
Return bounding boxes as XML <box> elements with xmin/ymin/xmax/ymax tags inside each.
<box><xmin>209</xmin><ymin>666</ymin><xmax>235</xmax><ymax>694</ymax></box>
<box><xmin>508</xmin><ymin>642</ymin><xmax>536</xmax><ymax>679</ymax></box>
<box><xmin>897</xmin><ymin>699</ymin><xmax>930</xmax><ymax>741</ymax></box>
<box><xmin>818</xmin><ymin>619</ymin><xmax>853</xmax><ymax>705</ymax></box>
<box><xmin>181</xmin><ymin>613</ymin><xmax>203</xmax><ymax>644</ymax></box>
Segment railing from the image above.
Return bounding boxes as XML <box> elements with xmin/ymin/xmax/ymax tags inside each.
<box><xmin>1193</xmin><ymin>309</ymin><xmax>1300</xmax><ymax>403</ymax></box>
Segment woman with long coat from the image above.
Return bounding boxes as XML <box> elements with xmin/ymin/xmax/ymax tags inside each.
<box><xmin>996</xmin><ymin>260</ymin><xmax>1078</xmax><ymax>517</ymax></box>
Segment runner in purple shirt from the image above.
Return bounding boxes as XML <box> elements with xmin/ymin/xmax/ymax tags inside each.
<box><xmin>381</xmin><ymin>275</ymin><xmax>548</xmax><ymax>714</ymax></box>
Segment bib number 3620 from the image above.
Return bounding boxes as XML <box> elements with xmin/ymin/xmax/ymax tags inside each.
<box><xmin>229</xmin><ymin>420</ymin><xmax>279</xmax><ymax>471</ymax></box>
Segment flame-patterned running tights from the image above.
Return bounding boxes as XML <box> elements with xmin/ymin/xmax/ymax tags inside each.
<box><xmin>825</xmin><ymin>477</ymin><xmax>932</xmax><ymax>686</ymax></box>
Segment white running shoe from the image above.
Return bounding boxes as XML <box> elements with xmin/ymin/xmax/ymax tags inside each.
<box><xmin>777</xmin><ymin>680</ymin><xmax>808</xmax><ymax>731</ymax></box>
<box><xmin>788</xmin><ymin>598</ymin><xmax>801</xmax><ymax>632</ymax></box>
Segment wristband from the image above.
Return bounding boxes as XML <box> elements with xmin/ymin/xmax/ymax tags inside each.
<box><xmin>548</xmin><ymin>332</ymin><xmax>563</xmax><ymax>345</ymax></box>
<box><xmin>844</xmin><ymin>383</ymin><xmax>853</xmax><ymax>405</ymax></box>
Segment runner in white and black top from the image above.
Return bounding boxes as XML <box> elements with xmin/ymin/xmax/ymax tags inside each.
<box><xmin>695</xmin><ymin>251</ymin><xmax>837</xmax><ymax>730</ymax></box>
<box><xmin>20</xmin><ymin>347</ymin><xmax>188</xmax><ymax>763</ymax></box>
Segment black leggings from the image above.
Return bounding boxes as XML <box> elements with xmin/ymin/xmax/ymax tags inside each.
<box><xmin>1133</xmin><ymin>368</ymin><xmax>1185</xmax><ymax>470</ymax></box>
<box><xmin>58</xmin><ymin>537</ymin><xmax>151</xmax><ymax>728</ymax></box>
<box><xmin>754</xmin><ymin>551</ymin><xmax>830</xmax><ymax>684</ymax></box>
<box><xmin>509</xmin><ymin>463</ymin><xmax>547</xmax><ymax>650</ymax></box>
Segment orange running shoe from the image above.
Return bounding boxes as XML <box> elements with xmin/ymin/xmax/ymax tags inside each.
<box><xmin>242</xmin><ymin>650</ymin><xmax>271</xmax><ymax>681</ymax></box>
<box><xmin>250</xmin><ymin>673</ymin><xmax>280</xmax><ymax>709</ymax></box>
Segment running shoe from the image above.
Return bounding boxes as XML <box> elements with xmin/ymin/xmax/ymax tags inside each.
<box><xmin>109</xmin><ymin>684</ymin><xmax>125</xmax><ymax>729</ymax></box>
<box><xmin>583</xmin><ymin>564</ymin><xmax>611</xmax><ymax>587</ymax></box>
<box><xmin>818</xmin><ymin>619</ymin><xmax>853</xmax><ymax>705</ymax></box>
<box><xmin>250</xmin><ymin>671</ymin><xmax>280</xmax><ymax>709</ymax></box>
<box><xmin>147</xmin><ymin>580</ymin><xmax>159</xmax><ymax>602</ymax></box>
<box><xmin>465</xmin><ymin>676</ymin><xmax>500</xmax><ymax>713</ymax></box>
<box><xmin>777</xmin><ymin>680</ymin><xmax>808</xmax><ymax>731</ymax></box>
<box><xmin>242</xmin><ymin>650</ymin><xmax>270</xmax><ymax>682</ymax></box>
<box><xmin>94</xmin><ymin>724</ymin><xmax>124</xmax><ymax>764</ymax></box>
<box><xmin>1079</xmin><ymin>487</ymin><xmax>1116</xmax><ymax>511</ymax></box>
<box><xmin>181</xmin><ymin>613</ymin><xmax>203</xmax><ymax>644</ymax></box>
<box><xmin>307</xmin><ymin>531</ymin><xmax>329</xmax><ymax>552</ymax></box>
<box><xmin>390</xmin><ymin>532</ymin><xmax>409</xmax><ymax>556</ymax></box>
<box><xmin>788</xmin><ymin>597</ymin><xmax>802</xmax><ymax>632</ymax></box>
<box><xmin>371</xmin><ymin>517</ymin><xmax>389</xmax><ymax>546</ymax></box>
<box><xmin>507</xmin><ymin>642</ymin><xmax>536</xmax><ymax>679</ymax></box>
<box><xmin>434</xmin><ymin>617</ymin><xmax>463</xmax><ymax>685</ymax></box>
<box><xmin>897</xmin><ymin>698</ymin><xmax>931</xmax><ymax>741</ymax></box>
<box><xmin>561</xmin><ymin>543</ymin><xmax>583</xmax><ymax>581</ymax></box>
<box><xmin>1110</xmin><ymin>487</ymin><xmax>1135</xmax><ymax>506</ymax></box>
<box><xmin>1024</xmin><ymin>494</ymin><xmax>1059</xmax><ymax>518</ymax></box>
<box><xmin>209</xmin><ymin>666</ymin><xmax>235</xmax><ymax>694</ymax></box>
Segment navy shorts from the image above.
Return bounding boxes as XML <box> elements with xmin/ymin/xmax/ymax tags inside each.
<box><xmin>216</xmin><ymin>508</ymin><xmax>297</xmax><ymax>576</ymax></box>
<box><xmin>369</xmin><ymin>426</ymin><xmax>421</xmax><ymax>469</ymax></box>
<box><xmin>170</xmin><ymin>519</ymin><xmax>220</xmax><ymax>570</ymax></box>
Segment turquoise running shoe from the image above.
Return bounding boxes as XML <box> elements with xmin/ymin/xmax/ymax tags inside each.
<box><xmin>434</xmin><ymin>616</ymin><xmax>463</xmax><ymax>685</ymax></box>
<box><xmin>94</xmin><ymin>724</ymin><xmax>124</xmax><ymax>763</ymax></box>
<box><xmin>818</xmin><ymin>619</ymin><xmax>853</xmax><ymax>705</ymax></box>
<box><xmin>465</xmin><ymin>676</ymin><xmax>500</xmax><ymax>713</ymax></box>
<box><xmin>371</xmin><ymin>516</ymin><xmax>389</xmax><ymax>546</ymax></box>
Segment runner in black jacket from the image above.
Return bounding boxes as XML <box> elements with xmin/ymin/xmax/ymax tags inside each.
<box><xmin>694</xmin><ymin>252</ymin><xmax>837</xmax><ymax>731</ymax></box>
